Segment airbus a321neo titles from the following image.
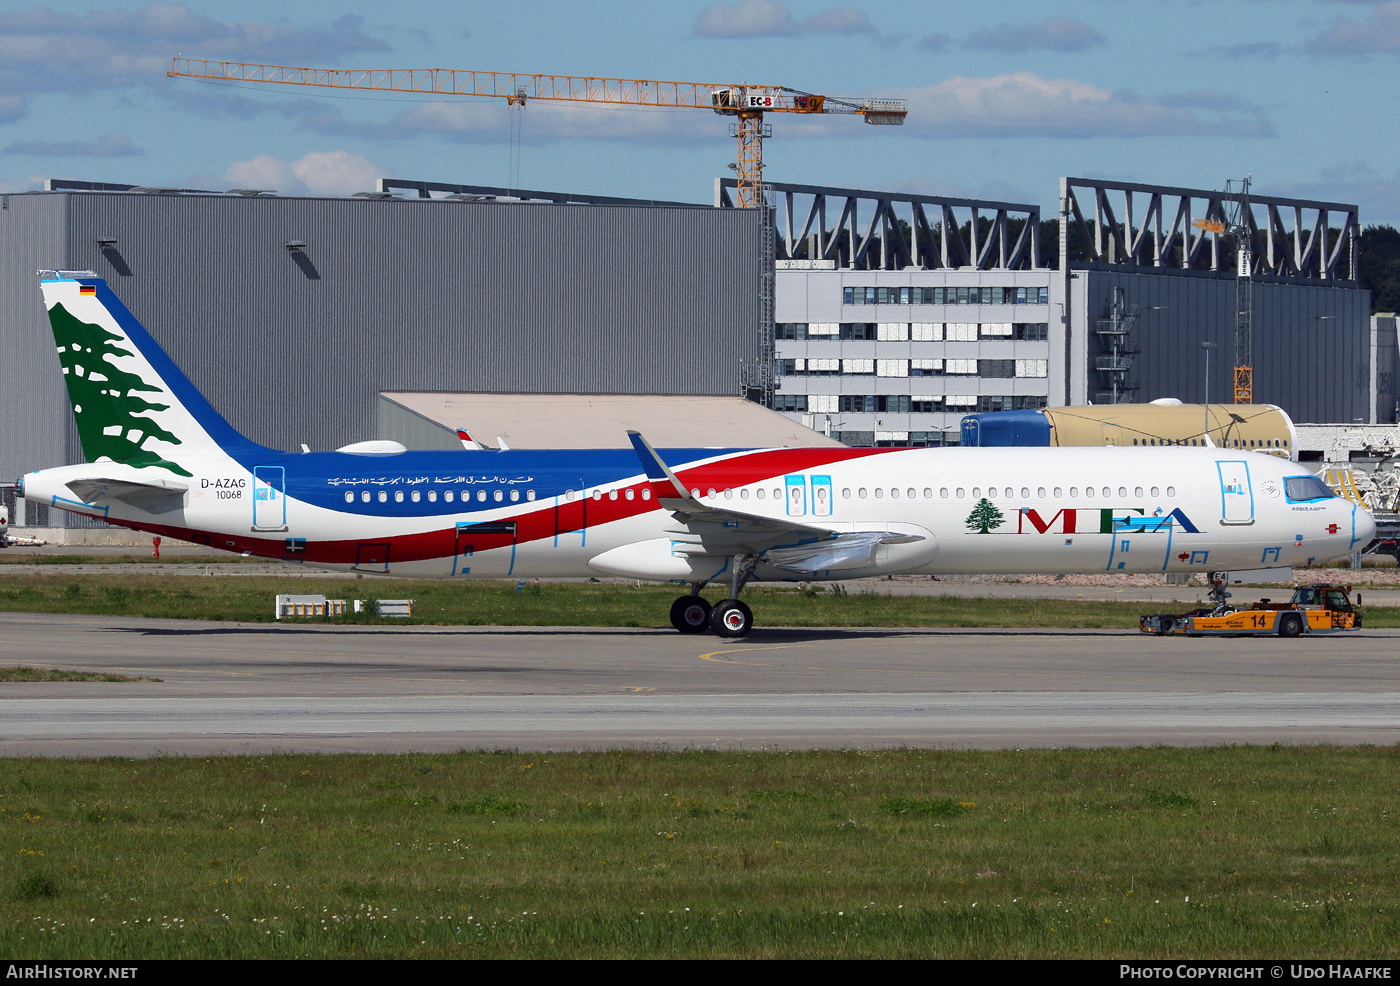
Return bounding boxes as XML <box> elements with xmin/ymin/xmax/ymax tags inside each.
<box><xmin>19</xmin><ymin>271</ymin><xmax>1376</xmax><ymax>638</ymax></box>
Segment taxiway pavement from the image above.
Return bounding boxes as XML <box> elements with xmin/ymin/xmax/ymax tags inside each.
<box><xmin>0</xmin><ymin>612</ymin><xmax>1396</xmax><ymax>755</ymax></box>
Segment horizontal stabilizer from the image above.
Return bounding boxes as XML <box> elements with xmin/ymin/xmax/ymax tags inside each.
<box><xmin>66</xmin><ymin>476</ymin><xmax>187</xmax><ymax>515</ymax></box>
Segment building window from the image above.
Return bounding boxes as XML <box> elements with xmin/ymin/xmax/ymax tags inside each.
<box><xmin>1014</xmin><ymin>322</ymin><xmax>1049</xmax><ymax>341</ymax></box>
<box><xmin>1014</xmin><ymin>359</ymin><xmax>1048</xmax><ymax>378</ymax></box>
<box><xmin>876</xmin><ymin>359</ymin><xmax>909</xmax><ymax>377</ymax></box>
<box><xmin>980</xmin><ymin>359</ymin><xmax>1016</xmax><ymax>379</ymax></box>
<box><xmin>775</xmin><ymin>322</ymin><xmax>809</xmax><ymax>339</ymax></box>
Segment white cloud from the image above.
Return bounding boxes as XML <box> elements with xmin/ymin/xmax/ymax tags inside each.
<box><xmin>692</xmin><ymin>0</ymin><xmax>875</xmax><ymax>37</ymax></box>
<box><xmin>1305</xmin><ymin>1</ymin><xmax>1400</xmax><ymax>55</ymax></box>
<box><xmin>221</xmin><ymin>150</ymin><xmax>384</xmax><ymax>196</ymax></box>
<box><xmin>4</xmin><ymin>132</ymin><xmax>142</xmax><ymax>157</ymax></box>
<box><xmin>292</xmin><ymin>150</ymin><xmax>383</xmax><ymax>196</ymax></box>
<box><xmin>0</xmin><ymin>173</ymin><xmax>46</xmax><ymax>193</ymax></box>
<box><xmin>0</xmin><ymin>3</ymin><xmax>389</xmax><ymax>119</ymax></box>
<box><xmin>885</xmin><ymin>73</ymin><xmax>1272</xmax><ymax>139</ymax></box>
<box><xmin>965</xmin><ymin>17</ymin><xmax>1107</xmax><ymax>53</ymax></box>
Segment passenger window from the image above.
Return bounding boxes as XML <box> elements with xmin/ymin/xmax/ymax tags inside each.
<box><xmin>1134</xmin><ymin>487</ymin><xmax>1142</xmax><ymax>498</ymax></box>
<box><xmin>361</xmin><ymin>491</ymin><xmax>371</xmax><ymax>503</ymax></box>
<box><xmin>511</xmin><ymin>490</ymin><xmax>520</xmax><ymax>502</ymax></box>
<box><xmin>908</xmin><ymin>488</ymin><xmax>916</xmax><ymax>499</ymax></box>
<box><xmin>445</xmin><ymin>491</ymin><xmax>455</xmax><ymax>502</ymax></box>
<box><xmin>972</xmin><ymin>487</ymin><xmax>981</xmax><ymax>497</ymax></box>
<box><xmin>739</xmin><ymin>489</ymin><xmax>748</xmax><ymax>499</ymax></box>
<box><xmin>1020</xmin><ymin>487</ymin><xmax>1029</xmax><ymax>498</ymax></box>
<box><xmin>923</xmin><ymin>488</ymin><xmax>932</xmax><ymax>498</ymax></box>
<box><xmin>527</xmin><ymin>490</ymin><xmax>536</xmax><ymax>501</ymax></box>
<box><xmin>344</xmin><ymin>491</ymin><xmax>353</xmax><ymax>503</ymax></box>
<box><xmin>478</xmin><ymin>490</ymin><xmax>488</xmax><ymax>502</ymax></box>
<box><xmin>1069</xmin><ymin>487</ymin><xmax>1078</xmax><ymax>498</ymax></box>
<box><xmin>955</xmin><ymin>488</ymin><xmax>964</xmax><ymax>498</ymax></box>
<box><xmin>1084</xmin><ymin>487</ymin><xmax>1093</xmax><ymax>498</ymax></box>
<box><xmin>495</xmin><ymin>490</ymin><xmax>505</xmax><ymax>502</ymax></box>
<box><xmin>875</xmin><ymin>488</ymin><xmax>885</xmax><ymax>498</ymax></box>
<box><xmin>890</xmin><ymin>488</ymin><xmax>899</xmax><ymax>499</ymax></box>
<box><xmin>724</xmin><ymin>489</ymin><xmax>733</xmax><ymax>499</ymax></box>
<box><xmin>378</xmin><ymin>491</ymin><xmax>388</xmax><ymax>503</ymax></box>
<box><xmin>1037</xmin><ymin>487</ymin><xmax>1046</xmax><ymax>497</ymax></box>
<box><xmin>1102</xmin><ymin>487</ymin><xmax>1111</xmax><ymax>498</ymax></box>
<box><xmin>1166</xmin><ymin>486</ymin><xmax>1176</xmax><ymax>497</ymax></box>
<box><xmin>429</xmin><ymin>490</ymin><xmax>438</xmax><ymax>502</ymax></box>
<box><xmin>592</xmin><ymin>490</ymin><xmax>603</xmax><ymax>501</ymax></box>
<box><xmin>395</xmin><ymin>490</ymin><xmax>404</xmax><ymax>503</ymax></box>
<box><xmin>757</xmin><ymin>489</ymin><xmax>766</xmax><ymax>499</ymax></box>
<box><xmin>858</xmin><ymin>488</ymin><xmax>868</xmax><ymax>499</ymax></box>
<box><xmin>641</xmin><ymin>489</ymin><xmax>650</xmax><ymax>500</ymax></box>
<box><xmin>1118</xmin><ymin>487</ymin><xmax>1127</xmax><ymax>497</ymax></box>
<box><xmin>1150</xmin><ymin>486</ymin><xmax>1159</xmax><ymax>497</ymax></box>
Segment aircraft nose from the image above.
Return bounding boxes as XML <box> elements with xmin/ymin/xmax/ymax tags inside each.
<box><xmin>1355</xmin><ymin>502</ymin><xmax>1377</xmax><ymax>546</ymax></box>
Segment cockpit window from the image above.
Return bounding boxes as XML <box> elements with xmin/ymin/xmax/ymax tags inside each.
<box><xmin>1284</xmin><ymin>476</ymin><xmax>1336</xmax><ymax>502</ymax></box>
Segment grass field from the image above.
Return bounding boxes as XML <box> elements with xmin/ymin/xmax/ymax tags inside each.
<box><xmin>0</xmin><ymin>747</ymin><xmax>1395</xmax><ymax>958</ymax></box>
<box><xmin>0</xmin><ymin>571</ymin><xmax>1396</xmax><ymax>629</ymax></box>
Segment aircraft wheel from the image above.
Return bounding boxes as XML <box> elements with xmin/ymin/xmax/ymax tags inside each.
<box><xmin>670</xmin><ymin>596</ymin><xmax>712</xmax><ymax>634</ymax></box>
<box><xmin>709</xmin><ymin>599</ymin><xmax>754</xmax><ymax>638</ymax></box>
<box><xmin>1278</xmin><ymin>613</ymin><xmax>1304</xmax><ymax>638</ymax></box>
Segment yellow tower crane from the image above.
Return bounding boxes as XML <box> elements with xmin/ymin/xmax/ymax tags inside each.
<box><xmin>167</xmin><ymin>59</ymin><xmax>907</xmax><ymax>208</ymax></box>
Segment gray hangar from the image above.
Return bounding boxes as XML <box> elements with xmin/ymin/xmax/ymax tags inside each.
<box><xmin>0</xmin><ymin>182</ymin><xmax>763</xmax><ymax>509</ymax></box>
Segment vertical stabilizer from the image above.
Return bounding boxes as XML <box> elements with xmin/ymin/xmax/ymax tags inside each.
<box><xmin>38</xmin><ymin>271</ymin><xmax>273</xmax><ymax>474</ymax></box>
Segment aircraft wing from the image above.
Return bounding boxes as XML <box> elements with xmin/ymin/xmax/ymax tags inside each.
<box><xmin>66</xmin><ymin>477</ymin><xmax>188</xmax><ymax>515</ymax></box>
<box><xmin>626</xmin><ymin>431</ymin><xmax>922</xmax><ymax>564</ymax></box>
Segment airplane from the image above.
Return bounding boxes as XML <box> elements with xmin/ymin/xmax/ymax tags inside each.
<box><xmin>18</xmin><ymin>270</ymin><xmax>1376</xmax><ymax>638</ymax></box>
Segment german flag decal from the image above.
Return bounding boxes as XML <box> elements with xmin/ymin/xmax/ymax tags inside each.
<box><xmin>79</xmin><ymin>285</ymin><xmax>96</xmax><ymax>295</ymax></box>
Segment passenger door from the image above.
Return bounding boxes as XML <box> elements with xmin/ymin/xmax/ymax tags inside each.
<box><xmin>1217</xmin><ymin>460</ymin><xmax>1255</xmax><ymax>525</ymax></box>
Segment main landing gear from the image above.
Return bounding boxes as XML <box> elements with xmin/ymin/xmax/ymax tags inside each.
<box><xmin>667</xmin><ymin>554</ymin><xmax>759</xmax><ymax>638</ymax></box>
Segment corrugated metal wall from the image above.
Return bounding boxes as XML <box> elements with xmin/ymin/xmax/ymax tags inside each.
<box><xmin>1081</xmin><ymin>270</ymin><xmax>1371</xmax><ymax>424</ymax></box>
<box><xmin>0</xmin><ymin>191</ymin><xmax>758</xmax><ymax>478</ymax></box>
<box><xmin>0</xmin><ymin>193</ymin><xmax>70</xmax><ymax>479</ymax></box>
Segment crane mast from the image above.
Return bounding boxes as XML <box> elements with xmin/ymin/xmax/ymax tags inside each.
<box><xmin>1225</xmin><ymin>177</ymin><xmax>1253</xmax><ymax>403</ymax></box>
<box><xmin>167</xmin><ymin>60</ymin><xmax>906</xmax><ymax>208</ymax></box>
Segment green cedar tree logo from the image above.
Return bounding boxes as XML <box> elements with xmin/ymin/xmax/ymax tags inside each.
<box><xmin>48</xmin><ymin>302</ymin><xmax>191</xmax><ymax>477</ymax></box>
<box><xmin>964</xmin><ymin>497</ymin><xmax>1005</xmax><ymax>534</ymax></box>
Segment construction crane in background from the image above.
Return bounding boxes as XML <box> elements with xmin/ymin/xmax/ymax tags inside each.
<box><xmin>1191</xmin><ymin>176</ymin><xmax>1254</xmax><ymax>403</ymax></box>
<box><xmin>167</xmin><ymin>59</ymin><xmax>908</xmax><ymax>208</ymax></box>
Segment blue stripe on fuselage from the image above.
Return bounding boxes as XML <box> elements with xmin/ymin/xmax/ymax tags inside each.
<box><xmin>266</xmin><ymin>447</ymin><xmax>753</xmax><ymax>518</ymax></box>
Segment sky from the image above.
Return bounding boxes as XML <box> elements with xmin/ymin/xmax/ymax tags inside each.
<box><xmin>0</xmin><ymin>0</ymin><xmax>1397</xmax><ymax>223</ymax></box>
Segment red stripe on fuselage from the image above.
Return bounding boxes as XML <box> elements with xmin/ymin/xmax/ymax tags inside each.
<box><xmin>98</xmin><ymin>446</ymin><xmax>893</xmax><ymax>564</ymax></box>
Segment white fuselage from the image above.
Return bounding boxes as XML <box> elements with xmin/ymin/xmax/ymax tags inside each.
<box><xmin>21</xmin><ymin>444</ymin><xmax>1373</xmax><ymax>583</ymax></box>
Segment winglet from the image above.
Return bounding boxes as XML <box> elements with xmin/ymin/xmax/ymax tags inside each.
<box><xmin>627</xmin><ymin>430</ymin><xmax>691</xmax><ymax>499</ymax></box>
<box><xmin>457</xmin><ymin>429</ymin><xmax>488</xmax><ymax>451</ymax></box>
